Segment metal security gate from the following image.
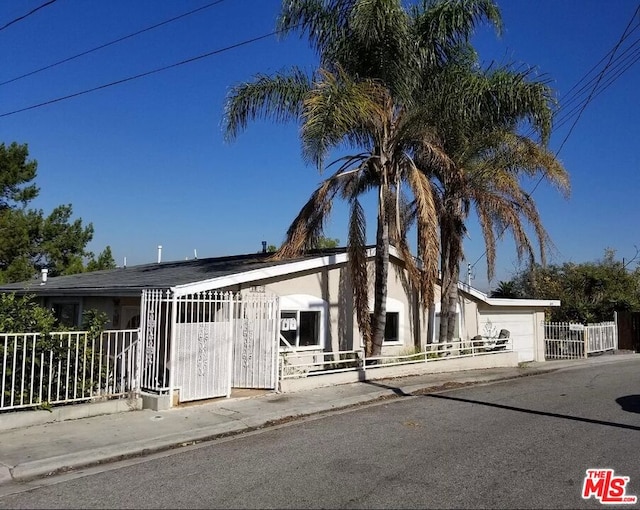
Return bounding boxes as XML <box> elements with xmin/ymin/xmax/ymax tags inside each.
<box><xmin>544</xmin><ymin>321</ymin><xmax>618</xmax><ymax>360</ymax></box>
<box><xmin>232</xmin><ymin>292</ymin><xmax>279</xmax><ymax>389</ymax></box>
<box><xmin>140</xmin><ymin>289</ymin><xmax>278</xmax><ymax>403</ymax></box>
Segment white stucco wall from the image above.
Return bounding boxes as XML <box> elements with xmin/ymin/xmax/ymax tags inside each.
<box><xmin>475</xmin><ymin>307</ymin><xmax>547</xmax><ymax>362</ymax></box>
<box><xmin>246</xmin><ymin>256</ymin><xmax>422</xmax><ymax>357</ymax></box>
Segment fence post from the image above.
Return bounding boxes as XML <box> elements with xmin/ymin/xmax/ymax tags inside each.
<box><xmin>168</xmin><ymin>290</ymin><xmax>178</xmax><ymax>406</ymax></box>
<box><xmin>134</xmin><ymin>327</ymin><xmax>142</xmax><ymax>394</ymax></box>
<box><xmin>614</xmin><ymin>312</ymin><xmax>619</xmax><ymax>351</ymax></box>
<box><xmin>583</xmin><ymin>326</ymin><xmax>588</xmax><ymax>359</ymax></box>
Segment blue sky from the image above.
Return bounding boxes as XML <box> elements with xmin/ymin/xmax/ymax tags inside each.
<box><xmin>1</xmin><ymin>0</ymin><xmax>639</xmax><ymax>292</ymax></box>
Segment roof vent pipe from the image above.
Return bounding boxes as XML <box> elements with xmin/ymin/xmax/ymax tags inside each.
<box><xmin>41</xmin><ymin>268</ymin><xmax>48</xmax><ymax>284</ymax></box>
<box><xmin>157</xmin><ymin>245</ymin><xmax>162</xmax><ymax>264</ymax></box>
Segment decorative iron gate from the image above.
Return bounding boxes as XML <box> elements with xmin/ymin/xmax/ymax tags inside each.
<box><xmin>232</xmin><ymin>291</ymin><xmax>279</xmax><ymax>389</ymax></box>
<box><xmin>140</xmin><ymin>289</ymin><xmax>279</xmax><ymax>403</ymax></box>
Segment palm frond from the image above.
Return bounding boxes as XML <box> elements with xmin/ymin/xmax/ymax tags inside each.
<box><xmin>302</xmin><ymin>67</ymin><xmax>388</xmax><ymax>169</ymax></box>
<box><xmin>274</xmin><ymin>162</ymin><xmax>362</xmax><ymax>259</ymax></box>
<box><xmin>223</xmin><ymin>67</ymin><xmax>312</xmax><ymax>141</ymax></box>
<box><xmin>410</xmin><ymin>0</ymin><xmax>502</xmax><ymax>67</ymax></box>
<box><xmin>347</xmin><ymin>197</ymin><xmax>371</xmax><ymax>348</ymax></box>
<box><xmin>405</xmin><ymin>164</ymin><xmax>439</xmax><ymax>305</ymax></box>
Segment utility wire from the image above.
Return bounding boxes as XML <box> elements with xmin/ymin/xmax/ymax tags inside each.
<box><xmin>0</xmin><ymin>0</ymin><xmax>57</xmax><ymax>32</ymax></box>
<box><xmin>470</xmin><ymin>4</ymin><xmax>640</xmax><ymax>272</ymax></box>
<box><xmin>554</xmin><ymin>37</ymin><xmax>640</xmax><ymax>129</ymax></box>
<box><xmin>0</xmin><ymin>30</ymin><xmax>281</xmax><ymax>118</ymax></box>
<box><xmin>557</xmin><ymin>21</ymin><xmax>640</xmax><ymax>112</ymax></box>
<box><xmin>532</xmin><ymin>3</ymin><xmax>639</xmax><ymax>190</ymax></box>
<box><xmin>0</xmin><ymin>0</ymin><xmax>226</xmax><ymax>87</ymax></box>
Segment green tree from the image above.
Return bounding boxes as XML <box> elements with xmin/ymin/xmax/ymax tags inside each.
<box><xmin>0</xmin><ymin>293</ymin><xmax>56</xmax><ymax>334</ymax></box>
<box><xmin>314</xmin><ymin>237</ymin><xmax>340</xmax><ymax>249</ymax></box>
<box><xmin>86</xmin><ymin>246</ymin><xmax>117</xmax><ymax>272</ymax></box>
<box><xmin>266</xmin><ymin>236</ymin><xmax>340</xmax><ymax>253</ymax></box>
<box><xmin>507</xmin><ymin>249</ymin><xmax>640</xmax><ymax>322</ymax></box>
<box><xmin>490</xmin><ymin>280</ymin><xmax>520</xmax><ymax>299</ymax></box>
<box><xmin>0</xmin><ymin>142</ymin><xmax>95</xmax><ymax>283</ymax></box>
<box><xmin>225</xmin><ymin>0</ymin><xmax>503</xmax><ymax>356</ymax></box>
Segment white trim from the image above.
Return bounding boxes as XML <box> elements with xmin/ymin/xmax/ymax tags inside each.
<box><xmin>169</xmin><ymin>246</ymin><xmax>558</xmax><ymax>309</ymax></box>
<box><xmin>171</xmin><ymin>246</ymin><xmax>405</xmax><ymax>297</ymax></box>
<box><xmin>278</xmin><ymin>294</ymin><xmax>327</xmax><ymax>351</ymax></box>
<box><xmin>458</xmin><ymin>282</ymin><xmax>560</xmax><ymax>308</ymax></box>
<box><xmin>368</xmin><ymin>296</ymin><xmax>404</xmax><ymax>346</ymax></box>
<box><xmin>431</xmin><ymin>301</ymin><xmax>462</xmax><ymax>344</ymax></box>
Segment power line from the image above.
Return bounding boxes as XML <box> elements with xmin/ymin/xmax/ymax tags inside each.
<box><xmin>558</xmin><ymin>21</ymin><xmax>640</xmax><ymax>112</ymax></box>
<box><xmin>554</xmin><ymin>37</ymin><xmax>640</xmax><ymax>130</ymax></box>
<box><xmin>554</xmin><ymin>34</ymin><xmax>640</xmax><ymax>125</ymax></box>
<box><xmin>0</xmin><ymin>30</ymin><xmax>282</xmax><ymax>118</ymax></box>
<box><xmin>0</xmin><ymin>0</ymin><xmax>226</xmax><ymax>87</ymax></box>
<box><xmin>470</xmin><ymin>4</ymin><xmax>640</xmax><ymax>272</ymax></box>
<box><xmin>532</xmin><ymin>3</ymin><xmax>640</xmax><ymax>190</ymax></box>
<box><xmin>0</xmin><ymin>0</ymin><xmax>57</xmax><ymax>32</ymax></box>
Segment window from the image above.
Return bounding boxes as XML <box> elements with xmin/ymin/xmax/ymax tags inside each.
<box><xmin>370</xmin><ymin>312</ymin><xmax>400</xmax><ymax>343</ymax></box>
<box><xmin>52</xmin><ymin>302</ymin><xmax>81</xmax><ymax>328</ymax></box>
<box><xmin>280</xmin><ymin>310</ymin><xmax>321</xmax><ymax>349</ymax></box>
<box><xmin>278</xmin><ymin>294</ymin><xmax>327</xmax><ymax>351</ymax></box>
<box><xmin>384</xmin><ymin>312</ymin><xmax>399</xmax><ymax>343</ymax></box>
<box><xmin>431</xmin><ymin>302</ymin><xmax>461</xmax><ymax>342</ymax></box>
<box><xmin>366</xmin><ymin>297</ymin><xmax>404</xmax><ymax>346</ymax></box>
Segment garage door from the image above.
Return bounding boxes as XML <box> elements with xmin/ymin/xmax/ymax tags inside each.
<box><xmin>477</xmin><ymin>312</ymin><xmax>536</xmax><ymax>362</ymax></box>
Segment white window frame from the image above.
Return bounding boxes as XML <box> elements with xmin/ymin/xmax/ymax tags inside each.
<box><xmin>367</xmin><ymin>297</ymin><xmax>405</xmax><ymax>346</ymax></box>
<box><xmin>279</xmin><ymin>294</ymin><xmax>327</xmax><ymax>352</ymax></box>
<box><xmin>431</xmin><ymin>301</ymin><xmax>462</xmax><ymax>343</ymax></box>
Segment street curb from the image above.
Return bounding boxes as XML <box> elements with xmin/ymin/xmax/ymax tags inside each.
<box><xmin>3</xmin><ymin>372</ymin><xmax>541</xmax><ymax>484</ymax></box>
<box><xmin>3</xmin><ymin>358</ymin><xmax>636</xmax><ymax>485</ymax></box>
<box><xmin>0</xmin><ymin>465</ymin><xmax>12</xmax><ymax>486</ymax></box>
<box><xmin>5</xmin><ymin>390</ymin><xmax>392</xmax><ymax>484</ymax></box>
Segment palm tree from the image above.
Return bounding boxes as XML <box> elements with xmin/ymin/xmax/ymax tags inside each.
<box><xmin>227</xmin><ymin>66</ymin><xmax>443</xmax><ymax>357</ymax></box>
<box><xmin>426</xmin><ymin>62</ymin><xmax>570</xmax><ymax>342</ymax></box>
<box><xmin>490</xmin><ymin>281</ymin><xmax>520</xmax><ymax>299</ymax></box>
<box><xmin>224</xmin><ymin>0</ymin><xmax>503</xmax><ymax>356</ymax></box>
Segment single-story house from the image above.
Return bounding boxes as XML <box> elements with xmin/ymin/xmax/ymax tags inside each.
<box><xmin>0</xmin><ymin>246</ymin><xmax>559</xmax><ymax>402</ymax></box>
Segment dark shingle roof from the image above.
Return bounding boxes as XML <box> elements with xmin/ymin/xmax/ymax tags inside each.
<box><xmin>0</xmin><ymin>248</ymin><xmax>350</xmax><ymax>297</ymax></box>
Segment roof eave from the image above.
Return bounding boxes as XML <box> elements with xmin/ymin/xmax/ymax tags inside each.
<box><xmin>458</xmin><ymin>282</ymin><xmax>561</xmax><ymax>308</ymax></box>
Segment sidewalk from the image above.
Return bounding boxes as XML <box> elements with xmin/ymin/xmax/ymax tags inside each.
<box><xmin>1</xmin><ymin>353</ymin><xmax>638</xmax><ymax>486</ymax></box>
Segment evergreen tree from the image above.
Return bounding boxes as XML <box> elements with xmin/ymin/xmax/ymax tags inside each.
<box><xmin>0</xmin><ymin>142</ymin><xmax>95</xmax><ymax>283</ymax></box>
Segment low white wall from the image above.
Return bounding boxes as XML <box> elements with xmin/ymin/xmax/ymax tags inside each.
<box><xmin>279</xmin><ymin>351</ymin><xmax>519</xmax><ymax>393</ymax></box>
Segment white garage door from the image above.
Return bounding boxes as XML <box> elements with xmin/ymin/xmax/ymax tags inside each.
<box><xmin>477</xmin><ymin>312</ymin><xmax>536</xmax><ymax>362</ymax></box>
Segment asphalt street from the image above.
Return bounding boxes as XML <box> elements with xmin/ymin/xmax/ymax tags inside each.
<box><xmin>1</xmin><ymin>361</ymin><xmax>639</xmax><ymax>509</ymax></box>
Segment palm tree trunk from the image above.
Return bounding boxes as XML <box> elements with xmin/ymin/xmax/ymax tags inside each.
<box><xmin>445</xmin><ymin>262</ymin><xmax>460</xmax><ymax>341</ymax></box>
<box><xmin>438</xmin><ymin>241</ymin><xmax>452</xmax><ymax>343</ymax></box>
<box><xmin>439</xmin><ymin>197</ymin><xmax>463</xmax><ymax>344</ymax></box>
<box><xmin>439</xmin><ymin>247</ymin><xmax>460</xmax><ymax>344</ymax></box>
<box><xmin>369</xmin><ymin>188</ymin><xmax>389</xmax><ymax>358</ymax></box>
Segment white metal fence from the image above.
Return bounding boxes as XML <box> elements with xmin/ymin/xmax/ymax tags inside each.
<box><xmin>140</xmin><ymin>289</ymin><xmax>279</xmax><ymax>402</ymax></box>
<box><xmin>1</xmin><ymin>329</ymin><xmax>139</xmax><ymax>412</ymax></box>
<box><xmin>279</xmin><ymin>337</ymin><xmax>511</xmax><ymax>379</ymax></box>
<box><xmin>544</xmin><ymin>321</ymin><xmax>617</xmax><ymax>360</ymax></box>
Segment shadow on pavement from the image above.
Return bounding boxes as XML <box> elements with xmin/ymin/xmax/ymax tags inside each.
<box><xmin>423</xmin><ymin>393</ymin><xmax>640</xmax><ymax>431</ymax></box>
<box><xmin>362</xmin><ymin>379</ymin><xmax>412</xmax><ymax>397</ymax></box>
<box><xmin>616</xmin><ymin>395</ymin><xmax>640</xmax><ymax>414</ymax></box>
